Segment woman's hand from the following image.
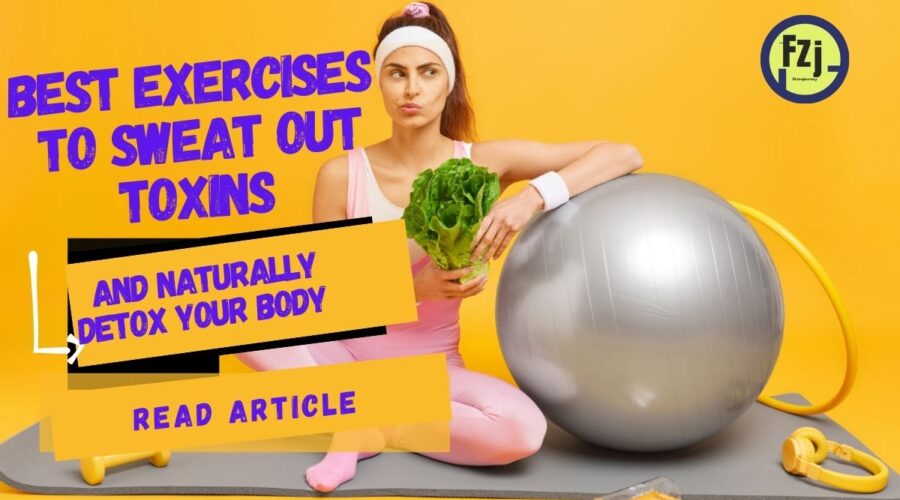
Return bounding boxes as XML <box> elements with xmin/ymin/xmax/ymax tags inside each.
<box><xmin>414</xmin><ymin>261</ymin><xmax>488</xmax><ymax>301</ymax></box>
<box><xmin>471</xmin><ymin>186</ymin><xmax>544</xmax><ymax>261</ymax></box>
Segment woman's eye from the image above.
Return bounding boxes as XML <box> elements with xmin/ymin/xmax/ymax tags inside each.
<box><xmin>425</xmin><ymin>68</ymin><xmax>437</xmax><ymax>76</ymax></box>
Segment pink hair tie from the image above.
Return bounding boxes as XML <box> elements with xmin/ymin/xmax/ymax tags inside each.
<box><xmin>404</xmin><ymin>2</ymin><xmax>430</xmax><ymax>18</ymax></box>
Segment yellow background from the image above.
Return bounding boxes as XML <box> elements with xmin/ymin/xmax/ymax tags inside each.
<box><xmin>1</xmin><ymin>0</ymin><xmax>899</xmax><ymax>498</ymax></box>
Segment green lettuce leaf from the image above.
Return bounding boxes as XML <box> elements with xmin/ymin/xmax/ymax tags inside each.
<box><xmin>402</xmin><ymin>158</ymin><xmax>501</xmax><ymax>283</ymax></box>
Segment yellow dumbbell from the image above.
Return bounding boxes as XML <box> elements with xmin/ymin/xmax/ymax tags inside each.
<box><xmin>80</xmin><ymin>451</ymin><xmax>171</xmax><ymax>485</ymax></box>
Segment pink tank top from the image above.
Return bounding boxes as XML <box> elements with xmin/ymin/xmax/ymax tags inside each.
<box><xmin>342</xmin><ymin>141</ymin><xmax>472</xmax><ymax>367</ymax></box>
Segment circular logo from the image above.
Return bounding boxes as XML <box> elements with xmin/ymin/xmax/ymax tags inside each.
<box><xmin>761</xmin><ymin>15</ymin><xmax>849</xmax><ymax>103</ymax></box>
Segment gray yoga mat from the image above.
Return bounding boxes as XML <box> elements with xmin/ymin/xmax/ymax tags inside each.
<box><xmin>1</xmin><ymin>394</ymin><xmax>897</xmax><ymax>499</ymax></box>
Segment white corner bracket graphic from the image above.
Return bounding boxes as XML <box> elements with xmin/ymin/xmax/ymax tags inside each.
<box><xmin>29</xmin><ymin>250</ymin><xmax>74</xmax><ymax>360</ymax></box>
<box><xmin>66</xmin><ymin>333</ymin><xmax>83</xmax><ymax>365</ymax></box>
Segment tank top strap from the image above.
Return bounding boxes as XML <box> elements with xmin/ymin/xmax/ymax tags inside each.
<box><xmin>345</xmin><ymin>148</ymin><xmax>370</xmax><ymax>220</ymax></box>
<box><xmin>453</xmin><ymin>140</ymin><xmax>472</xmax><ymax>159</ymax></box>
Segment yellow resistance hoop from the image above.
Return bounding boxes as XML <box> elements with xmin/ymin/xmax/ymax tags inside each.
<box><xmin>727</xmin><ymin>200</ymin><xmax>857</xmax><ymax>416</ymax></box>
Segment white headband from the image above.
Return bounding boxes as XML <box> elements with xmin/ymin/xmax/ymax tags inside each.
<box><xmin>374</xmin><ymin>26</ymin><xmax>456</xmax><ymax>92</ymax></box>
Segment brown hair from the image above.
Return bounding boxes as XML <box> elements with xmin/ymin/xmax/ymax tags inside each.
<box><xmin>374</xmin><ymin>2</ymin><xmax>476</xmax><ymax>142</ymax></box>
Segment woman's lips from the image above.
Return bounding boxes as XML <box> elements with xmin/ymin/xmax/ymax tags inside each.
<box><xmin>401</xmin><ymin>104</ymin><xmax>421</xmax><ymax>114</ymax></box>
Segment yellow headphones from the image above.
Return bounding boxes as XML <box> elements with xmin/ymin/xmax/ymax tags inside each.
<box><xmin>782</xmin><ymin>426</ymin><xmax>889</xmax><ymax>493</ymax></box>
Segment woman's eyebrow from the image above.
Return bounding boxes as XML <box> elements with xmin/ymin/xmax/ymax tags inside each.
<box><xmin>384</xmin><ymin>62</ymin><xmax>441</xmax><ymax>69</ymax></box>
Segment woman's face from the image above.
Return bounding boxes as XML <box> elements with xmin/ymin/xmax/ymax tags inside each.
<box><xmin>379</xmin><ymin>46</ymin><xmax>450</xmax><ymax>128</ymax></box>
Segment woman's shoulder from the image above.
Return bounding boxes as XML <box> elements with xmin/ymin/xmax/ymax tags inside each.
<box><xmin>468</xmin><ymin>140</ymin><xmax>508</xmax><ymax>174</ymax></box>
<box><xmin>313</xmin><ymin>152</ymin><xmax>353</xmax><ymax>222</ymax></box>
<box><xmin>318</xmin><ymin>152</ymin><xmax>351</xmax><ymax>181</ymax></box>
<box><xmin>314</xmin><ymin>153</ymin><xmax>352</xmax><ymax>211</ymax></box>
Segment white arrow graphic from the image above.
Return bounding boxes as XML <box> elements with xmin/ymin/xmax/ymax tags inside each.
<box><xmin>29</xmin><ymin>250</ymin><xmax>76</xmax><ymax>361</ymax></box>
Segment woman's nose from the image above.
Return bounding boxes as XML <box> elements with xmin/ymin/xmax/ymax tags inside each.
<box><xmin>405</xmin><ymin>75</ymin><xmax>421</xmax><ymax>97</ymax></box>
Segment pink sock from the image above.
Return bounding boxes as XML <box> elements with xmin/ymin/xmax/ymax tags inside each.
<box><xmin>304</xmin><ymin>429</ymin><xmax>384</xmax><ymax>492</ymax></box>
<box><xmin>304</xmin><ymin>450</ymin><xmax>380</xmax><ymax>492</ymax></box>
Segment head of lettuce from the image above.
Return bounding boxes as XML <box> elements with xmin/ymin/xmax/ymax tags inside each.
<box><xmin>402</xmin><ymin>158</ymin><xmax>501</xmax><ymax>284</ymax></box>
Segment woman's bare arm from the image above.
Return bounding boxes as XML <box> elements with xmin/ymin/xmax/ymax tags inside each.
<box><xmin>312</xmin><ymin>156</ymin><xmax>350</xmax><ymax>223</ymax></box>
<box><xmin>469</xmin><ymin>139</ymin><xmax>643</xmax><ymax>261</ymax></box>
<box><xmin>473</xmin><ymin>139</ymin><xmax>643</xmax><ymax>198</ymax></box>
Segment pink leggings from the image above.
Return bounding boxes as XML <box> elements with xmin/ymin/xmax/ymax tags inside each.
<box><xmin>236</xmin><ymin>343</ymin><xmax>547</xmax><ymax>466</ymax></box>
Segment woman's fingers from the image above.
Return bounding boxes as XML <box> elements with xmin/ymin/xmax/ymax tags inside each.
<box><xmin>471</xmin><ymin>217</ymin><xmax>498</xmax><ymax>261</ymax></box>
<box><xmin>444</xmin><ymin>275</ymin><xmax>480</xmax><ymax>296</ymax></box>
<box><xmin>484</xmin><ymin>224</ymin><xmax>511</xmax><ymax>261</ymax></box>
<box><xmin>472</xmin><ymin>215</ymin><xmax>493</xmax><ymax>250</ymax></box>
<box><xmin>440</xmin><ymin>266</ymin><xmax>472</xmax><ymax>281</ymax></box>
<box><xmin>469</xmin><ymin>276</ymin><xmax>488</xmax><ymax>297</ymax></box>
<box><xmin>493</xmin><ymin>231</ymin><xmax>516</xmax><ymax>260</ymax></box>
<box><xmin>450</xmin><ymin>275</ymin><xmax>487</xmax><ymax>298</ymax></box>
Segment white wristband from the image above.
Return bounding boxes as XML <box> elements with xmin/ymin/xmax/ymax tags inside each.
<box><xmin>529</xmin><ymin>171</ymin><xmax>570</xmax><ymax>211</ymax></box>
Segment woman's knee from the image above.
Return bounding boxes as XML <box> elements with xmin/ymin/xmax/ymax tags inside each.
<box><xmin>510</xmin><ymin>402</ymin><xmax>548</xmax><ymax>460</ymax></box>
<box><xmin>446</xmin><ymin>367</ymin><xmax>547</xmax><ymax>464</ymax></box>
<box><xmin>488</xmin><ymin>399</ymin><xmax>548</xmax><ymax>465</ymax></box>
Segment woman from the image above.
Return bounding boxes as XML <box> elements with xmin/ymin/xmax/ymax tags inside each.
<box><xmin>237</xmin><ymin>1</ymin><xmax>643</xmax><ymax>492</ymax></box>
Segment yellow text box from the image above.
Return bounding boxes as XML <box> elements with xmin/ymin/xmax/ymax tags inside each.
<box><xmin>48</xmin><ymin>354</ymin><xmax>450</xmax><ymax>460</ymax></box>
<box><xmin>66</xmin><ymin>220</ymin><xmax>417</xmax><ymax>366</ymax></box>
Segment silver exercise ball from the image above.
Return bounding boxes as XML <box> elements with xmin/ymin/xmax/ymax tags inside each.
<box><xmin>496</xmin><ymin>173</ymin><xmax>784</xmax><ymax>452</ymax></box>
